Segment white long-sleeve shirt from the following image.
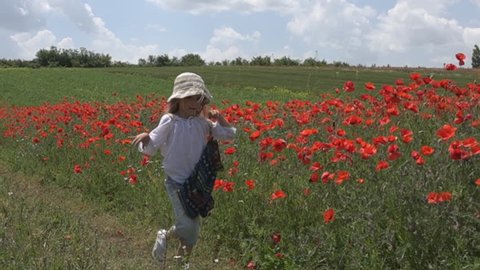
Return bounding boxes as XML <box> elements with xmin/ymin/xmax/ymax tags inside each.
<box><xmin>139</xmin><ymin>114</ymin><xmax>236</xmax><ymax>184</ymax></box>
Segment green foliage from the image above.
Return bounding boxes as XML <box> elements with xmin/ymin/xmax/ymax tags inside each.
<box><xmin>35</xmin><ymin>46</ymin><xmax>112</xmax><ymax>68</ymax></box>
<box><xmin>472</xmin><ymin>44</ymin><xmax>480</xmax><ymax>68</ymax></box>
<box><xmin>273</xmin><ymin>56</ymin><xmax>300</xmax><ymax>66</ymax></box>
<box><xmin>180</xmin><ymin>53</ymin><xmax>206</xmax><ymax>66</ymax></box>
<box><xmin>250</xmin><ymin>56</ymin><xmax>272</xmax><ymax>66</ymax></box>
<box><xmin>1</xmin><ymin>67</ymin><xmax>479</xmax><ymax>269</ymax></box>
<box><xmin>303</xmin><ymin>57</ymin><xmax>327</xmax><ymax>66</ymax></box>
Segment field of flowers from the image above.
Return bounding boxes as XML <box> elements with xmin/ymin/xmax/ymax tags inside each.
<box><xmin>1</xmin><ymin>62</ymin><xmax>479</xmax><ymax>269</ymax></box>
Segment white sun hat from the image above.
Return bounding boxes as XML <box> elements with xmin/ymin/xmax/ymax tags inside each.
<box><xmin>167</xmin><ymin>72</ymin><xmax>213</xmax><ymax>103</ymax></box>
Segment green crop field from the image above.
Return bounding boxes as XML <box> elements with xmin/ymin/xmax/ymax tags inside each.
<box><xmin>1</xmin><ymin>66</ymin><xmax>479</xmax><ymax>269</ymax></box>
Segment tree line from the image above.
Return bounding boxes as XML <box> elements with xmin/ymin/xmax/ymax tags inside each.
<box><xmin>1</xmin><ymin>45</ymin><xmax>480</xmax><ymax>68</ymax></box>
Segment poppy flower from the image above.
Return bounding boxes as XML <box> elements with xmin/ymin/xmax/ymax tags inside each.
<box><xmin>364</xmin><ymin>82</ymin><xmax>376</xmax><ymax>90</ymax></box>
<box><xmin>224</xmin><ymin>147</ymin><xmax>237</xmax><ymax>155</ymax></box>
<box><xmin>420</xmin><ymin>146</ymin><xmax>435</xmax><ymax>156</ymax></box>
<box><xmin>310</xmin><ymin>162</ymin><xmax>323</xmax><ymax>171</ymax></box>
<box><xmin>427</xmin><ymin>192</ymin><xmax>452</xmax><ymax>204</ymax></box>
<box><xmin>475</xmin><ymin>179</ymin><xmax>480</xmax><ymax>186</ymax></box>
<box><xmin>445</xmin><ymin>63</ymin><xmax>457</xmax><ymax>71</ymax></box>
<box><xmin>73</xmin><ymin>164</ymin><xmax>82</xmax><ymax>174</ymax></box>
<box><xmin>343</xmin><ymin>81</ymin><xmax>355</xmax><ymax>92</ymax></box>
<box><xmin>245</xmin><ymin>179</ymin><xmax>255</xmax><ymax>190</ymax></box>
<box><xmin>375</xmin><ymin>160</ymin><xmax>389</xmax><ymax>171</ymax></box>
<box><xmin>128</xmin><ymin>174</ymin><xmax>138</xmax><ymax>185</ymax></box>
<box><xmin>323</xmin><ymin>208</ymin><xmax>335</xmax><ymax>224</ymax></box>
<box><xmin>310</xmin><ymin>172</ymin><xmax>319</xmax><ymax>183</ymax></box>
<box><xmin>271</xmin><ymin>190</ymin><xmax>287</xmax><ymax>200</ymax></box>
<box><xmin>401</xmin><ymin>129</ymin><xmax>414</xmax><ymax>143</ymax></box>
<box><xmin>321</xmin><ymin>171</ymin><xmax>335</xmax><ymax>184</ymax></box>
<box><xmin>455</xmin><ymin>53</ymin><xmax>466</xmax><ymax>66</ymax></box>
<box><xmin>437</xmin><ymin>124</ymin><xmax>457</xmax><ymax>141</ymax></box>
<box><xmin>272</xmin><ymin>139</ymin><xmax>287</xmax><ymax>152</ymax></box>
<box><xmin>271</xmin><ymin>232</ymin><xmax>282</xmax><ymax>244</ymax></box>
<box><xmin>249</xmin><ymin>130</ymin><xmax>261</xmax><ymax>141</ymax></box>
<box><xmin>335</xmin><ymin>170</ymin><xmax>350</xmax><ymax>185</ymax></box>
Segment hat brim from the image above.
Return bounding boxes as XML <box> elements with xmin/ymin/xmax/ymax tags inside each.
<box><xmin>167</xmin><ymin>87</ymin><xmax>213</xmax><ymax>103</ymax></box>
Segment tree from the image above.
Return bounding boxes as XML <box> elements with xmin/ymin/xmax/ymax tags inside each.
<box><xmin>180</xmin><ymin>54</ymin><xmax>205</xmax><ymax>66</ymax></box>
<box><xmin>273</xmin><ymin>56</ymin><xmax>299</xmax><ymax>66</ymax></box>
<box><xmin>250</xmin><ymin>56</ymin><xmax>271</xmax><ymax>66</ymax></box>
<box><xmin>472</xmin><ymin>44</ymin><xmax>480</xmax><ymax>68</ymax></box>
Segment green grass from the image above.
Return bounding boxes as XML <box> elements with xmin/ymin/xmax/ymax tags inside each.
<box><xmin>0</xmin><ymin>66</ymin><xmax>479</xmax><ymax>269</ymax></box>
<box><xmin>1</xmin><ymin>66</ymin><xmax>478</xmax><ymax>106</ymax></box>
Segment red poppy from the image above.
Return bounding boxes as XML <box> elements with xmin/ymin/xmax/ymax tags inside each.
<box><xmin>321</xmin><ymin>171</ymin><xmax>335</xmax><ymax>184</ymax></box>
<box><xmin>249</xmin><ymin>130</ymin><xmax>261</xmax><ymax>141</ymax></box>
<box><xmin>401</xmin><ymin>129</ymin><xmax>414</xmax><ymax>143</ymax></box>
<box><xmin>335</xmin><ymin>170</ymin><xmax>350</xmax><ymax>185</ymax></box>
<box><xmin>245</xmin><ymin>179</ymin><xmax>255</xmax><ymax>190</ymax></box>
<box><xmin>310</xmin><ymin>172</ymin><xmax>319</xmax><ymax>183</ymax></box>
<box><xmin>420</xmin><ymin>146</ymin><xmax>435</xmax><ymax>156</ymax></box>
<box><xmin>323</xmin><ymin>208</ymin><xmax>335</xmax><ymax>224</ymax></box>
<box><xmin>272</xmin><ymin>139</ymin><xmax>287</xmax><ymax>152</ymax></box>
<box><xmin>224</xmin><ymin>147</ymin><xmax>237</xmax><ymax>155</ymax></box>
<box><xmin>128</xmin><ymin>174</ymin><xmax>138</xmax><ymax>185</ymax></box>
<box><xmin>445</xmin><ymin>63</ymin><xmax>457</xmax><ymax>71</ymax></box>
<box><xmin>271</xmin><ymin>232</ymin><xmax>282</xmax><ymax>244</ymax></box>
<box><xmin>475</xmin><ymin>179</ymin><xmax>480</xmax><ymax>186</ymax></box>
<box><xmin>343</xmin><ymin>81</ymin><xmax>355</xmax><ymax>92</ymax></box>
<box><xmin>455</xmin><ymin>53</ymin><xmax>466</xmax><ymax>61</ymax></box>
<box><xmin>359</xmin><ymin>143</ymin><xmax>377</xmax><ymax>159</ymax></box>
<box><xmin>427</xmin><ymin>192</ymin><xmax>452</xmax><ymax>204</ymax></box>
<box><xmin>364</xmin><ymin>82</ymin><xmax>376</xmax><ymax>90</ymax></box>
<box><xmin>309</xmin><ymin>162</ymin><xmax>323</xmax><ymax>171</ymax></box>
<box><xmin>271</xmin><ymin>190</ymin><xmax>287</xmax><ymax>200</ymax></box>
<box><xmin>376</xmin><ymin>160</ymin><xmax>389</xmax><ymax>171</ymax></box>
<box><xmin>73</xmin><ymin>164</ymin><xmax>82</xmax><ymax>174</ymax></box>
<box><xmin>455</xmin><ymin>53</ymin><xmax>466</xmax><ymax>66</ymax></box>
<box><xmin>437</xmin><ymin>124</ymin><xmax>457</xmax><ymax>141</ymax></box>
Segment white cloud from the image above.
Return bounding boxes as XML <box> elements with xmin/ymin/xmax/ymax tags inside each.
<box><xmin>284</xmin><ymin>0</ymin><xmax>377</xmax><ymax>64</ymax></box>
<box><xmin>210</xmin><ymin>27</ymin><xmax>261</xmax><ymax>46</ymax></box>
<box><xmin>200</xmin><ymin>27</ymin><xmax>261</xmax><ymax>62</ymax></box>
<box><xmin>145</xmin><ymin>0</ymin><xmax>295</xmax><ymax>14</ymax></box>
<box><xmin>10</xmin><ymin>30</ymin><xmax>58</xmax><ymax>58</ymax></box>
<box><xmin>2</xmin><ymin>0</ymin><xmax>161</xmax><ymax>62</ymax></box>
<box><xmin>367</xmin><ymin>2</ymin><xmax>463</xmax><ymax>53</ymax></box>
<box><xmin>0</xmin><ymin>0</ymin><xmax>47</xmax><ymax>32</ymax></box>
<box><xmin>204</xmin><ymin>45</ymin><xmax>243</xmax><ymax>62</ymax></box>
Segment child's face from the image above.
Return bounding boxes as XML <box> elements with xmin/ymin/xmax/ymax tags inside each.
<box><xmin>179</xmin><ymin>95</ymin><xmax>206</xmax><ymax>117</ymax></box>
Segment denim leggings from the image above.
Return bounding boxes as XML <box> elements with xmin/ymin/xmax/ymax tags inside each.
<box><xmin>164</xmin><ymin>177</ymin><xmax>201</xmax><ymax>246</ymax></box>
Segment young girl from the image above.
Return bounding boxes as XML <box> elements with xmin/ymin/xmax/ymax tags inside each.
<box><xmin>131</xmin><ymin>72</ymin><xmax>236</xmax><ymax>265</ymax></box>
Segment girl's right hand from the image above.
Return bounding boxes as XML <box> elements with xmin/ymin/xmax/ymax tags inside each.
<box><xmin>131</xmin><ymin>132</ymin><xmax>150</xmax><ymax>146</ymax></box>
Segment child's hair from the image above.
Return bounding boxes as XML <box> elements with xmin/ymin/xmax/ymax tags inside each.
<box><xmin>167</xmin><ymin>96</ymin><xmax>210</xmax><ymax>115</ymax></box>
<box><xmin>167</xmin><ymin>99</ymin><xmax>180</xmax><ymax>114</ymax></box>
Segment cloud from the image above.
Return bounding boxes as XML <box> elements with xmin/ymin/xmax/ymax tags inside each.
<box><xmin>145</xmin><ymin>0</ymin><xmax>294</xmax><ymax>14</ymax></box>
<box><xmin>0</xmin><ymin>0</ymin><xmax>48</xmax><ymax>32</ymax></box>
<box><xmin>201</xmin><ymin>27</ymin><xmax>261</xmax><ymax>62</ymax></box>
<box><xmin>3</xmin><ymin>0</ymin><xmax>161</xmax><ymax>62</ymax></box>
<box><xmin>367</xmin><ymin>1</ymin><xmax>463</xmax><ymax>53</ymax></box>
<box><xmin>10</xmin><ymin>30</ymin><xmax>60</xmax><ymax>58</ymax></box>
<box><xmin>210</xmin><ymin>27</ymin><xmax>261</xmax><ymax>46</ymax></box>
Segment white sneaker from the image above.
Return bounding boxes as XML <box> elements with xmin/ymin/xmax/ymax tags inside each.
<box><xmin>152</xmin><ymin>229</ymin><xmax>167</xmax><ymax>263</ymax></box>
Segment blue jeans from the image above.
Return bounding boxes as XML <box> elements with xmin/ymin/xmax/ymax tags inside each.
<box><xmin>164</xmin><ymin>177</ymin><xmax>201</xmax><ymax>246</ymax></box>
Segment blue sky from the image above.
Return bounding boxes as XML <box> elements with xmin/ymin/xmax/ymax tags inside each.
<box><xmin>1</xmin><ymin>0</ymin><xmax>479</xmax><ymax>67</ymax></box>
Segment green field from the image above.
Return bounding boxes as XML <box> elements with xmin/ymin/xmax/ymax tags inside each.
<box><xmin>1</xmin><ymin>66</ymin><xmax>479</xmax><ymax>269</ymax></box>
<box><xmin>1</xmin><ymin>66</ymin><xmax>478</xmax><ymax>106</ymax></box>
